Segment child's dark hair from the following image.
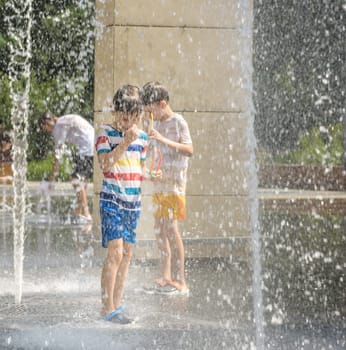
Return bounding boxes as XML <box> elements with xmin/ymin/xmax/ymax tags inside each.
<box><xmin>113</xmin><ymin>84</ymin><xmax>143</xmax><ymax>115</ymax></box>
<box><xmin>142</xmin><ymin>81</ymin><xmax>169</xmax><ymax>105</ymax></box>
<box><xmin>38</xmin><ymin>111</ymin><xmax>54</xmax><ymax>128</ymax></box>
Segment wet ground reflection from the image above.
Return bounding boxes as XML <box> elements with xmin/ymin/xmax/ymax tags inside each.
<box><xmin>0</xmin><ymin>191</ymin><xmax>345</xmax><ymax>349</ymax></box>
<box><xmin>261</xmin><ymin>212</ymin><xmax>345</xmax><ymax>328</ymax></box>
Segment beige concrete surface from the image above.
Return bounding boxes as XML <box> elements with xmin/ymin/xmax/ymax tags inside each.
<box><xmin>185</xmin><ymin>112</ymin><xmax>251</xmax><ymax>196</ymax></box>
<box><xmin>94</xmin><ymin>0</ymin><xmax>254</xmax><ymax>258</ymax></box>
<box><xmin>94</xmin><ymin>26</ymin><xmax>245</xmax><ymax>112</ymax></box>
<box><xmin>94</xmin><ymin>27</ymin><xmax>114</xmax><ymax>111</ymax></box>
<box><xmin>96</xmin><ymin>0</ymin><xmax>243</xmax><ymax>28</ymax></box>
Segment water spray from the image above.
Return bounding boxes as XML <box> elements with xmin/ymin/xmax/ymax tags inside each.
<box><xmin>6</xmin><ymin>0</ymin><xmax>33</xmax><ymax>304</ymax></box>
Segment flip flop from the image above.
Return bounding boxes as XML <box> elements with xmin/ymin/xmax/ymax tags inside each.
<box><xmin>167</xmin><ymin>280</ymin><xmax>190</xmax><ymax>294</ymax></box>
<box><xmin>103</xmin><ymin>304</ymin><xmax>125</xmax><ymax>321</ymax></box>
<box><xmin>142</xmin><ymin>279</ymin><xmax>172</xmax><ymax>294</ymax></box>
<box><xmin>154</xmin><ymin>278</ymin><xmax>172</xmax><ymax>287</ymax></box>
<box><xmin>156</xmin><ymin>284</ymin><xmax>190</xmax><ymax>296</ymax></box>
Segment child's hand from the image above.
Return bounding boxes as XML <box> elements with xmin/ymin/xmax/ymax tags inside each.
<box><xmin>149</xmin><ymin>128</ymin><xmax>165</xmax><ymax>143</ymax></box>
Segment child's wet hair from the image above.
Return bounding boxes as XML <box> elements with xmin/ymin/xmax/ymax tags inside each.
<box><xmin>113</xmin><ymin>85</ymin><xmax>143</xmax><ymax>115</ymax></box>
<box><xmin>142</xmin><ymin>81</ymin><xmax>169</xmax><ymax>105</ymax></box>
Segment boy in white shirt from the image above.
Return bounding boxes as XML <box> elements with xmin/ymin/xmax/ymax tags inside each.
<box><xmin>142</xmin><ymin>82</ymin><xmax>193</xmax><ymax>294</ymax></box>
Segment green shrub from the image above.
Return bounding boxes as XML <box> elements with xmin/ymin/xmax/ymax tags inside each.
<box><xmin>27</xmin><ymin>155</ymin><xmax>73</xmax><ymax>181</ymax></box>
<box><xmin>274</xmin><ymin>123</ymin><xmax>344</xmax><ymax>166</ymax></box>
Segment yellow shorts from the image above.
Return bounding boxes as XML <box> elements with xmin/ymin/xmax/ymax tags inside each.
<box><xmin>152</xmin><ymin>193</ymin><xmax>186</xmax><ymax>221</ymax></box>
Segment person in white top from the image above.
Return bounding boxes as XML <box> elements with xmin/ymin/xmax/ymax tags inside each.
<box><xmin>39</xmin><ymin>111</ymin><xmax>94</xmax><ymax>221</ymax></box>
<box><xmin>142</xmin><ymin>82</ymin><xmax>193</xmax><ymax>295</ymax></box>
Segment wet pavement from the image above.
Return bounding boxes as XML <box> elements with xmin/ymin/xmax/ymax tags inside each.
<box><xmin>1</xmin><ymin>258</ymin><xmax>345</xmax><ymax>350</ymax></box>
<box><xmin>0</xmin><ymin>182</ymin><xmax>345</xmax><ymax>349</ymax></box>
<box><xmin>0</xmin><ymin>260</ymin><xmax>255</xmax><ymax>350</ymax></box>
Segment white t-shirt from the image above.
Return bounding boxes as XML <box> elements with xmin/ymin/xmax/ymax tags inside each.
<box><xmin>53</xmin><ymin>114</ymin><xmax>94</xmax><ymax>157</ymax></box>
<box><xmin>152</xmin><ymin>113</ymin><xmax>192</xmax><ymax>195</ymax></box>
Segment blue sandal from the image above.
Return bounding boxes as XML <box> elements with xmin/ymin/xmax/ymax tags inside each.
<box><xmin>103</xmin><ymin>305</ymin><xmax>133</xmax><ymax>324</ymax></box>
<box><xmin>103</xmin><ymin>304</ymin><xmax>125</xmax><ymax>321</ymax></box>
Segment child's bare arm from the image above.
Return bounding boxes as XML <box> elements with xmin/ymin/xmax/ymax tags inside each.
<box><xmin>149</xmin><ymin>129</ymin><xmax>193</xmax><ymax>157</ymax></box>
<box><xmin>98</xmin><ymin>142</ymin><xmax>128</xmax><ymax>172</ymax></box>
<box><xmin>98</xmin><ymin>125</ymin><xmax>140</xmax><ymax>172</ymax></box>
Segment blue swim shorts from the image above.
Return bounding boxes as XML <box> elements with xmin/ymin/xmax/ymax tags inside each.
<box><xmin>100</xmin><ymin>199</ymin><xmax>140</xmax><ymax>248</ymax></box>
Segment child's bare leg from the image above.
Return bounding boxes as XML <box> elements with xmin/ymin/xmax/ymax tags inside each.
<box><xmin>101</xmin><ymin>239</ymin><xmax>123</xmax><ymax>316</ymax></box>
<box><xmin>155</xmin><ymin>217</ymin><xmax>171</xmax><ymax>283</ymax></box>
<box><xmin>112</xmin><ymin>242</ymin><xmax>133</xmax><ymax>309</ymax></box>
<box><xmin>167</xmin><ymin>219</ymin><xmax>187</xmax><ymax>290</ymax></box>
<box><xmin>80</xmin><ymin>182</ymin><xmax>92</xmax><ymax>218</ymax></box>
<box><xmin>72</xmin><ymin>178</ymin><xmax>91</xmax><ymax>219</ymax></box>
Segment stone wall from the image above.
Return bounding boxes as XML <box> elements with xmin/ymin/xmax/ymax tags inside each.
<box><xmin>93</xmin><ymin>0</ymin><xmax>254</xmax><ymax>258</ymax></box>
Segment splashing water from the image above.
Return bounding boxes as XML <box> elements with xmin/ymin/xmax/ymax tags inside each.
<box><xmin>6</xmin><ymin>0</ymin><xmax>33</xmax><ymax>304</ymax></box>
<box><xmin>239</xmin><ymin>1</ymin><xmax>265</xmax><ymax>348</ymax></box>
<box><xmin>37</xmin><ymin>181</ymin><xmax>52</xmax><ymax>222</ymax></box>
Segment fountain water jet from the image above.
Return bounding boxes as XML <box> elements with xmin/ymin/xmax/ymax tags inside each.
<box><xmin>6</xmin><ymin>0</ymin><xmax>33</xmax><ymax>304</ymax></box>
<box><xmin>239</xmin><ymin>1</ymin><xmax>265</xmax><ymax>348</ymax></box>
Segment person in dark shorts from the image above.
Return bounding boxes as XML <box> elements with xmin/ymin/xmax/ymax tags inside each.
<box><xmin>39</xmin><ymin>112</ymin><xmax>94</xmax><ymax>221</ymax></box>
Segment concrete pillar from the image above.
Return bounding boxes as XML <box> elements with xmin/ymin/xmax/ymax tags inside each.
<box><xmin>94</xmin><ymin>0</ymin><xmax>254</xmax><ymax>259</ymax></box>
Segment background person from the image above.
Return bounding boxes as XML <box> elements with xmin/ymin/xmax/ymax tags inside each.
<box><xmin>39</xmin><ymin>111</ymin><xmax>94</xmax><ymax>221</ymax></box>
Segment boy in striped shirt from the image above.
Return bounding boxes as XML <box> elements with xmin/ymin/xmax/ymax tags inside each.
<box><xmin>95</xmin><ymin>84</ymin><xmax>149</xmax><ymax>324</ymax></box>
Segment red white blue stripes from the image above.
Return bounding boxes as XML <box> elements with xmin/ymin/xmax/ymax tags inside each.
<box><xmin>95</xmin><ymin>124</ymin><xmax>148</xmax><ymax>210</ymax></box>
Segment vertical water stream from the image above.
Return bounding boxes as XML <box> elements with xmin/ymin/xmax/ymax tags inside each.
<box><xmin>239</xmin><ymin>1</ymin><xmax>265</xmax><ymax>348</ymax></box>
<box><xmin>6</xmin><ymin>0</ymin><xmax>33</xmax><ymax>304</ymax></box>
